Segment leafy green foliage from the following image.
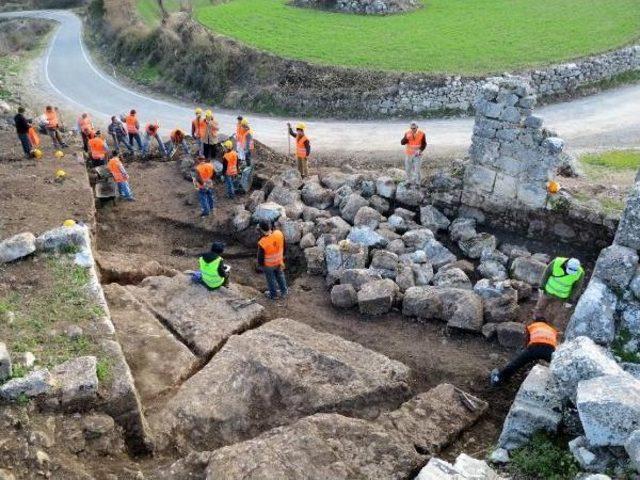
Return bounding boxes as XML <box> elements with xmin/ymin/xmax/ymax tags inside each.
<box><xmin>612</xmin><ymin>328</ymin><xmax>640</xmax><ymax>364</ymax></box>
<box><xmin>510</xmin><ymin>432</ymin><xmax>580</xmax><ymax>480</ymax></box>
<box><xmin>96</xmin><ymin>358</ymin><xmax>111</xmax><ymax>382</ymax></box>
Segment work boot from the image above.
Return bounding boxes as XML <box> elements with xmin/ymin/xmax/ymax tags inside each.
<box><xmin>264</xmin><ymin>290</ymin><xmax>278</xmax><ymax>300</ymax></box>
<box><xmin>200</xmin><ymin>212</ymin><xmax>209</xmax><ymax>218</ymax></box>
<box><xmin>490</xmin><ymin>368</ymin><xmax>501</xmax><ymax>387</ymax></box>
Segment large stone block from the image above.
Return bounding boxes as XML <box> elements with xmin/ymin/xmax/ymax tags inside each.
<box><xmin>403</xmin><ymin>287</ymin><xmax>483</xmax><ymax>332</ymax></box>
<box><xmin>305</xmin><ymin>246</ymin><xmax>325</xmax><ymax>275</ymax></box>
<box><xmin>615</xmin><ymin>183</ymin><xmax>640</xmax><ymax>251</ymax></box>
<box><xmin>449</xmin><ymin>217</ymin><xmax>477</xmax><ymax>242</ymax></box>
<box><xmin>419</xmin><ymin>205</ymin><xmax>450</xmax><ymax>233</ymax></box>
<box><xmin>458</xmin><ymin>232</ymin><xmax>497</xmax><ymax>260</ymax></box>
<box><xmin>395</xmin><ymin>182</ymin><xmax>424</xmax><ymax>207</ymax></box>
<box><xmin>516</xmin><ymin>183</ymin><xmax>548</xmax><ymax>209</ymax></box>
<box><xmin>35</xmin><ymin>224</ymin><xmax>88</xmax><ymax>252</ymax></box>
<box><xmin>493</xmin><ymin>173</ymin><xmax>518</xmax><ymax>199</ymax></box>
<box><xmin>375</xmin><ymin>176</ymin><xmax>396</xmax><ymax>199</ymax></box>
<box><xmin>432</xmin><ymin>267</ymin><xmax>471</xmax><ymax>289</ymax></box>
<box><xmin>353</xmin><ymin>206</ymin><xmax>382</xmax><ymax>230</ymax></box>
<box><xmin>325</xmin><ymin>242</ymin><xmax>367</xmax><ymax>276</ymax></box>
<box><xmin>0</xmin><ymin>232</ymin><xmax>36</xmax><ymax>263</ymax></box>
<box><xmin>347</xmin><ymin>227</ymin><xmax>388</xmax><ymax>249</ymax></box>
<box><xmin>301</xmin><ymin>181</ymin><xmax>334</xmax><ymax>209</ymax></box>
<box><xmin>267</xmin><ymin>185</ymin><xmax>301</xmax><ymax>206</ymax></box>
<box><xmin>339</xmin><ymin>268</ymin><xmax>383</xmax><ymax>291</ymax></box>
<box><xmin>593</xmin><ymin>244</ymin><xmax>639</xmax><ymax>291</ymax></box>
<box><xmin>565</xmin><ymin>280</ymin><xmax>617</xmax><ymax>345</ymax></box>
<box><xmin>464</xmin><ymin>165</ymin><xmax>497</xmax><ymax>193</ymax></box>
<box><xmin>252</xmin><ymin>202</ymin><xmax>286</xmax><ymax>224</ymax></box>
<box><xmin>509</xmin><ymin>256</ymin><xmax>547</xmax><ymax>286</ymax></box>
<box><xmin>357</xmin><ymin>279</ymin><xmax>399</xmax><ymax>316</ymax></box>
<box><xmin>423</xmin><ymin>239</ymin><xmax>457</xmax><ymax>269</ymax></box>
<box><xmin>331</xmin><ymin>284</ymin><xmax>358</xmax><ymax>309</ymax></box>
<box><xmin>340</xmin><ymin>194</ymin><xmax>369</xmax><ymax>224</ymax></box>
<box><xmin>550</xmin><ymin>336</ymin><xmax>624</xmax><ymax>401</ymax></box>
<box><xmin>577</xmin><ymin>375</ymin><xmax>640</xmax><ymax>446</ymax></box>
<box><xmin>496</xmin><ymin>322</ymin><xmax>526</xmax><ymax>349</ymax></box>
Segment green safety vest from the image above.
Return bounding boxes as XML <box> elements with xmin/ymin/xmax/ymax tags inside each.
<box><xmin>544</xmin><ymin>257</ymin><xmax>584</xmax><ymax>299</ymax></box>
<box><xmin>199</xmin><ymin>256</ymin><xmax>224</xmax><ymax>289</ymax></box>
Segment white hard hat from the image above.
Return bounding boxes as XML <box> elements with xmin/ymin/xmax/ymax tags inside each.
<box><xmin>566</xmin><ymin>258</ymin><xmax>581</xmax><ymax>274</ymax></box>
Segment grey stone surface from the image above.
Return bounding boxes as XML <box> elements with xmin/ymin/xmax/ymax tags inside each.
<box><xmin>624</xmin><ymin>429</ymin><xmax>640</xmax><ymax>472</ymax></box>
<box><xmin>347</xmin><ymin>227</ymin><xmax>388</xmax><ymax>249</ymax></box>
<box><xmin>267</xmin><ymin>185</ymin><xmax>301</xmax><ymax>206</ymax></box>
<box><xmin>305</xmin><ymin>246</ymin><xmax>325</xmax><ymax>275</ymax></box>
<box><xmin>50</xmin><ymin>356</ymin><xmax>98</xmax><ymax>409</ymax></box>
<box><xmin>395</xmin><ymin>182</ymin><xmax>424</xmax><ymax>207</ymax></box>
<box><xmin>339</xmin><ymin>268</ymin><xmax>383</xmax><ymax>291</ymax></box>
<box><xmin>375</xmin><ymin>177</ymin><xmax>396</xmax><ymax>199</ymax></box>
<box><xmin>509</xmin><ymin>256</ymin><xmax>547</xmax><ymax>286</ymax></box>
<box><xmin>353</xmin><ymin>206</ymin><xmax>382</xmax><ymax>230</ymax></box>
<box><xmin>151</xmin><ymin>318</ymin><xmax>411</xmax><ymax>451</ymax></box>
<box><xmin>482</xmin><ymin>285</ymin><xmax>518</xmax><ymax>323</ymax></box>
<box><xmin>299</xmin><ymin>232</ymin><xmax>316</xmax><ymax>249</ymax></box>
<box><xmin>412</xmin><ymin>263</ymin><xmax>434</xmax><ymax>286</ymax></box>
<box><xmin>369</xmin><ymin>195</ymin><xmax>391</xmax><ymax>214</ymax></box>
<box><xmin>395</xmin><ymin>262</ymin><xmax>415</xmax><ymax>292</ymax></box>
<box><xmin>0</xmin><ymin>369</ymin><xmax>53</xmax><ymax>401</ymax></box>
<box><xmin>615</xmin><ymin>183</ymin><xmax>640</xmax><ymax>251</ymax></box>
<box><xmin>0</xmin><ymin>232</ymin><xmax>36</xmax><ymax>263</ymax></box>
<box><xmin>0</xmin><ymin>343</ymin><xmax>10</xmax><ymax>382</ymax></box>
<box><xmin>420</xmin><ymin>205</ymin><xmax>450</xmax><ymax>233</ymax></box>
<box><xmin>432</xmin><ymin>267</ymin><xmax>471</xmax><ymax>289</ymax></box>
<box><xmin>577</xmin><ymin>374</ymin><xmax>640</xmax><ymax>446</ymax></box>
<box><xmin>252</xmin><ymin>202</ymin><xmax>286</xmax><ymax>224</ymax></box>
<box><xmin>231</xmin><ymin>209</ymin><xmax>251</xmax><ymax>232</ymax></box>
<box><xmin>331</xmin><ymin>284</ymin><xmax>358</xmax><ymax>309</ymax></box>
<box><xmin>325</xmin><ymin>241</ymin><xmax>367</xmax><ymax>276</ymax></box>
<box><xmin>357</xmin><ymin>279</ymin><xmax>399</xmax><ymax>316</ymax></box>
<box><xmin>593</xmin><ymin>244</ymin><xmax>639</xmax><ymax>291</ymax></box>
<box><xmin>449</xmin><ymin>218</ymin><xmax>477</xmax><ymax>242</ymax></box>
<box><xmin>301</xmin><ymin>181</ymin><xmax>334</xmax><ymax>209</ymax></box>
<box><xmin>459</xmin><ymin>232</ymin><xmax>497</xmax><ymax>259</ymax></box>
<box><xmin>402</xmin><ymin>228</ymin><xmax>434</xmax><ymax>251</ymax></box>
<box><xmin>403</xmin><ymin>287</ymin><xmax>483</xmax><ymax>332</ymax></box>
<box><xmin>340</xmin><ymin>194</ymin><xmax>369</xmax><ymax>224</ymax></box>
<box><xmin>566</xmin><ymin>280</ymin><xmax>617</xmax><ymax>345</ymax></box>
<box><xmin>496</xmin><ymin>322</ymin><xmax>526</xmax><ymax>349</ymax></box>
<box><xmin>423</xmin><ymin>239</ymin><xmax>457</xmax><ymax>269</ymax></box>
<box><xmin>35</xmin><ymin>224</ymin><xmax>88</xmax><ymax>252</ymax></box>
<box><xmin>370</xmin><ymin>250</ymin><xmax>400</xmax><ymax>278</ymax></box>
<box><xmin>316</xmin><ymin>216</ymin><xmax>352</xmax><ymax>241</ymax></box>
<box><xmin>478</xmin><ymin>260</ymin><xmax>508</xmax><ymax>281</ymax></box>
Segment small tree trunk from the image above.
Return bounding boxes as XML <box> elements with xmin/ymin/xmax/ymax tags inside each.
<box><xmin>157</xmin><ymin>0</ymin><xmax>168</xmax><ymax>18</ymax></box>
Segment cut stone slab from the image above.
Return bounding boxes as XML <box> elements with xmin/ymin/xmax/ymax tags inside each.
<box><xmin>97</xmin><ymin>252</ymin><xmax>178</xmax><ymax>285</ymax></box>
<box><xmin>151</xmin><ymin>318</ymin><xmax>411</xmax><ymax>451</ymax></box>
<box><xmin>509</xmin><ymin>256</ymin><xmax>547</xmax><ymax>286</ymax></box>
<box><xmin>0</xmin><ymin>232</ymin><xmax>36</xmax><ymax>263</ymax></box>
<box><xmin>577</xmin><ymin>374</ymin><xmax>640</xmax><ymax>447</ymax></box>
<box><xmin>498</xmin><ymin>365</ymin><xmax>562</xmax><ymax>450</ymax></box>
<box><xmin>403</xmin><ymin>287</ymin><xmax>484</xmax><ymax>332</ymax></box>
<box><xmin>330</xmin><ymin>284</ymin><xmax>357</xmax><ymax>309</ymax></box>
<box><xmin>566</xmin><ymin>280</ymin><xmax>617</xmax><ymax>345</ymax></box>
<box><xmin>127</xmin><ymin>274</ymin><xmax>265</xmax><ymax>357</ymax></box>
<box><xmin>0</xmin><ymin>368</ymin><xmax>53</xmax><ymax>401</ymax></box>
<box><xmin>357</xmin><ymin>279</ymin><xmax>399</xmax><ymax>315</ymax></box>
<box><xmin>104</xmin><ymin>283</ymin><xmax>199</xmax><ymax>403</ymax></box>
<box><xmin>50</xmin><ymin>356</ymin><xmax>98</xmax><ymax>410</ymax></box>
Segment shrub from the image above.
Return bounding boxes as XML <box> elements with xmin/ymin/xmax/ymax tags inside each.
<box><xmin>510</xmin><ymin>432</ymin><xmax>579</xmax><ymax>480</ymax></box>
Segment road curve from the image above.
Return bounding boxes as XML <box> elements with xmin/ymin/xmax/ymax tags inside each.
<box><xmin>2</xmin><ymin>9</ymin><xmax>640</xmax><ymax>157</ymax></box>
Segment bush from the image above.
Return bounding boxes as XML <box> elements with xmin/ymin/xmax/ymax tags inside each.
<box><xmin>509</xmin><ymin>432</ymin><xmax>580</xmax><ymax>480</ymax></box>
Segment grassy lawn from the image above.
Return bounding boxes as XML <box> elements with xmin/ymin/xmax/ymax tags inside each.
<box><xmin>136</xmin><ymin>0</ymin><xmax>640</xmax><ymax>74</ymax></box>
<box><xmin>581</xmin><ymin>150</ymin><xmax>640</xmax><ymax>171</ymax></box>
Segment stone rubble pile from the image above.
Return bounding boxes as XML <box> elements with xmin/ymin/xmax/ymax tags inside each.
<box><xmin>293</xmin><ymin>0</ymin><xmax>420</xmax><ymax>15</ymax></box>
<box><xmin>233</xmin><ymin>167</ymin><xmax>555</xmax><ymax>347</ymax></box>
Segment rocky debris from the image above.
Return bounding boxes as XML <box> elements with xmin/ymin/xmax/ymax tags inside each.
<box><xmin>566</xmin><ymin>280</ymin><xmax>617</xmax><ymax>345</ymax></box>
<box><xmin>267</xmin><ymin>185</ymin><xmax>301</xmax><ymax>206</ymax></box>
<box><xmin>370</xmin><ymin>249</ymin><xmax>400</xmax><ymax>278</ymax></box>
<box><xmin>330</xmin><ymin>283</ymin><xmax>357</xmax><ymax>309</ymax></box>
<box><xmin>353</xmin><ymin>206</ymin><xmax>382</xmax><ymax>230</ymax></box>
<box><xmin>403</xmin><ymin>286</ymin><xmax>484</xmax><ymax>332</ymax></box>
<box><xmin>49</xmin><ymin>356</ymin><xmax>98</xmax><ymax>410</ymax></box>
<box><xmin>549</xmin><ymin>336</ymin><xmax>624</xmax><ymax>401</ymax></box>
<box><xmin>357</xmin><ymin>279</ymin><xmax>399</xmax><ymax>315</ymax></box>
<box><xmin>496</xmin><ymin>322</ymin><xmax>526</xmax><ymax>349</ymax></box>
<box><xmin>347</xmin><ymin>226</ymin><xmax>388</xmax><ymax>248</ymax></box>
<box><xmin>577</xmin><ymin>375</ymin><xmax>640</xmax><ymax>447</ymax></box>
<box><xmin>509</xmin><ymin>256</ymin><xmax>547</xmax><ymax>286</ymax></box>
<box><xmin>97</xmin><ymin>252</ymin><xmax>177</xmax><ymax>284</ymax></box>
<box><xmin>252</xmin><ymin>201</ymin><xmax>286</xmax><ymax>224</ymax></box>
<box><xmin>498</xmin><ymin>365</ymin><xmax>562</xmax><ymax>450</ymax></box>
<box><xmin>459</xmin><ymin>232</ymin><xmax>497</xmax><ymax>259</ymax></box>
<box><xmin>0</xmin><ymin>342</ymin><xmax>11</xmax><ymax>382</ymax></box>
<box><xmin>395</xmin><ymin>182</ymin><xmax>424</xmax><ymax>207</ymax></box>
<box><xmin>338</xmin><ymin>268</ymin><xmax>383</xmax><ymax>290</ymax></box>
<box><xmin>375</xmin><ymin>176</ymin><xmax>396</xmax><ymax>199</ymax></box>
<box><xmin>0</xmin><ymin>369</ymin><xmax>53</xmax><ymax>401</ymax></box>
<box><xmin>416</xmin><ymin>454</ymin><xmax>504</xmax><ymax>480</ymax></box>
<box><xmin>127</xmin><ymin>274</ymin><xmax>265</xmax><ymax>357</ymax></box>
<box><xmin>305</xmin><ymin>246</ymin><xmax>326</xmax><ymax>275</ymax></box>
<box><xmin>500</xmin><ymin>243</ymin><xmax>531</xmax><ymax>261</ymax></box>
<box><xmin>325</xmin><ymin>241</ymin><xmax>367</xmax><ymax>280</ymax></box>
<box><xmin>340</xmin><ymin>194</ymin><xmax>369</xmax><ymax>224</ymax></box>
<box><xmin>104</xmin><ymin>283</ymin><xmax>198</xmax><ymax>402</ymax></box>
<box><xmin>432</xmin><ymin>267</ymin><xmax>471</xmax><ymax>289</ymax></box>
<box><xmin>0</xmin><ymin>232</ymin><xmax>36</xmax><ymax>263</ymax></box>
<box><xmin>420</xmin><ymin>205</ymin><xmax>450</xmax><ymax>233</ymax></box>
<box><xmin>35</xmin><ymin>224</ymin><xmax>88</xmax><ymax>252</ymax></box>
<box><xmin>592</xmin><ymin>244</ymin><xmax>639</xmax><ymax>292</ymax></box>
<box><xmin>151</xmin><ymin>318</ymin><xmax>411</xmax><ymax>451</ymax></box>
<box><xmin>301</xmin><ymin>181</ymin><xmax>333</xmax><ymax>209</ymax></box>
<box><xmin>625</xmin><ymin>429</ymin><xmax>640</xmax><ymax>472</ymax></box>
<box><xmin>423</xmin><ymin>239</ymin><xmax>457</xmax><ymax>269</ymax></box>
<box><xmin>449</xmin><ymin>217</ymin><xmax>477</xmax><ymax>242</ymax></box>
<box><xmin>204</xmin><ymin>384</ymin><xmax>485</xmax><ymax>480</ymax></box>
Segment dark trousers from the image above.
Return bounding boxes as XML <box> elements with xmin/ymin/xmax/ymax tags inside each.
<box><xmin>17</xmin><ymin>133</ymin><xmax>31</xmax><ymax>156</ymax></box>
<box><xmin>203</xmin><ymin>143</ymin><xmax>218</xmax><ymax>160</ymax></box>
<box><xmin>128</xmin><ymin>133</ymin><xmax>143</xmax><ymax>151</ymax></box>
<box><xmin>499</xmin><ymin>344</ymin><xmax>555</xmax><ymax>382</ymax></box>
<box><xmin>81</xmin><ymin>131</ymin><xmax>90</xmax><ymax>152</ymax></box>
<box><xmin>263</xmin><ymin>266</ymin><xmax>288</xmax><ymax>298</ymax></box>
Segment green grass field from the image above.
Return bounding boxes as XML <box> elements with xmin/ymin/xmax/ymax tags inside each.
<box><xmin>581</xmin><ymin>150</ymin><xmax>640</xmax><ymax>171</ymax></box>
<box><xmin>136</xmin><ymin>0</ymin><xmax>640</xmax><ymax>74</ymax></box>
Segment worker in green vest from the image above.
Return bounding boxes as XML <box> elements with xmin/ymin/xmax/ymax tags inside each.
<box><xmin>533</xmin><ymin>257</ymin><xmax>585</xmax><ymax>319</ymax></box>
<box><xmin>191</xmin><ymin>241</ymin><xmax>230</xmax><ymax>290</ymax></box>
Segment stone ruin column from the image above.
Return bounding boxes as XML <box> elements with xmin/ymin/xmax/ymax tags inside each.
<box><xmin>462</xmin><ymin>76</ymin><xmax>565</xmax><ymax>211</ymax></box>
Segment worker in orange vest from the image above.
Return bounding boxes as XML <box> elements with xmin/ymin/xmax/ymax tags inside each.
<box><xmin>221</xmin><ymin>140</ymin><xmax>239</xmax><ymax>199</ymax></box>
<box><xmin>257</xmin><ymin>220</ymin><xmax>288</xmax><ymax>300</ymax></box>
<box><xmin>194</xmin><ymin>155</ymin><xmax>215</xmax><ymax>217</ymax></box>
<box><xmin>400</xmin><ymin>122</ymin><xmax>427</xmax><ymax>185</ymax></box>
<box><xmin>202</xmin><ymin>110</ymin><xmax>219</xmax><ymax>160</ymax></box>
<box><xmin>124</xmin><ymin>109</ymin><xmax>143</xmax><ymax>151</ymax></box>
<box><xmin>107</xmin><ymin>151</ymin><xmax>134</xmax><ymax>201</ymax></box>
<box><xmin>88</xmin><ymin>130</ymin><xmax>109</xmax><ymax>166</ymax></box>
<box><xmin>142</xmin><ymin>122</ymin><xmax>167</xmax><ymax>157</ymax></box>
<box><xmin>287</xmin><ymin>122</ymin><xmax>310</xmax><ymax>178</ymax></box>
<box><xmin>44</xmin><ymin>105</ymin><xmax>67</xmax><ymax>149</ymax></box>
<box><xmin>168</xmin><ymin>128</ymin><xmax>190</xmax><ymax>156</ymax></box>
<box><xmin>191</xmin><ymin>108</ymin><xmax>206</xmax><ymax>156</ymax></box>
<box><xmin>77</xmin><ymin>112</ymin><xmax>94</xmax><ymax>153</ymax></box>
<box><xmin>235</xmin><ymin>117</ymin><xmax>254</xmax><ymax>166</ymax></box>
<box><xmin>490</xmin><ymin>317</ymin><xmax>559</xmax><ymax>386</ymax></box>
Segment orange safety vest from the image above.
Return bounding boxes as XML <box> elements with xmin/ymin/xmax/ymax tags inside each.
<box><xmin>79</xmin><ymin>116</ymin><xmax>93</xmax><ymax>135</ymax></box>
<box><xmin>146</xmin><ymin>123</ymin><xmax>159</xmax><ymax>135</ymax></box>
<box><xmin>107</xmin><ymin>156</ymin><xmax>126</xmax><ymax>183</ymax></box>
<box><xmin>296</xmin><ymin>134</ymin><xmax>308</xmax><ymax>159</ymax></box>
<box><xmin>195</xmin><ymin>162</ymin><xmax>214</xmax><ymax>189</ymax></box>
<box><xmin>192</xmin><ymin>117</ymin><xmax>206</xmax><ymax>139</ymax></box>
<box><xmin>527</xmin><ymin>322</ymin><xmax>558</xmax><ymax>348</ymax></box>
<box><xmin>45</xmin><ymin>110</ymin><xmax>59</xmax><ymax>129</ymax></box>
<box><xmin>224</xmin><ymin>151</ymin><xmax>238</xmax><ymax>176</ymax></box>
<box><xmin>236</xmin><ymin>123</ymin><xmax>243</xmax><ymax>140</ymax></box>
<box><xmin>203</xmin><ymin>119</ymin><xmax>219</xmax><ymax>144</ymax></box>
<box><xmin>28</xmin><ymin>127</ymin><xmax>40</xmax><ymax>148</ymax></box>
<box><xmin>237</xmin><ymin>127</ymin><xmax>254</xmax><ymax>152</ymax></box>
<box><xmin>259</xmin><ymin>230</ymin><xmax>284</xmax><ymax>267</ymax></box>
<box><xmin>404</xmin><ymin>129</ymin><xmax>425</xmax><ymax>155</ymax></box>
<box><xmin>125</xmin><ymin>115</ymin><xmax>138</xmax><ymax>134</ymax></box>
<box><xmin>88</xmin><ymin>137</ymin><xmax>107</xmax><ymax>160</ymax></box>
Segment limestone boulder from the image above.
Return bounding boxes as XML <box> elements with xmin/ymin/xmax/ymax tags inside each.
<box><xmin>340</xmin><ymin>194</ymin><xmax>369</xmax><ymax>224</ymax></box>
<box><xmin>315</xmin><ymin>216</ymin><xmax>352</xmax><ymax>241</ymax></box>
<box><xmin>320</xmin><ymin>172</ymin><xmax>350</xmax><ymax>190</ymax></box>
<box><xmin>593</xmin><ymin>244</ymin><xmax>639</xmax><ymax>291</ymax></box>
<box><xmin>395</xmin><ymin>182</ymin><xmax>424</xmax><ymax>207</ymax></box>
<box><xmin>0</xmin><ymin>369</ymin><xmax>53</xmax><ymax>401</ymax></box>
<box><xmin>284</xmin><ymin>201</ymin><xmax>305</xmax><ymax>220</ymax></box>
<box><xmin>305</xmin><ymin>246</ymin><xmax>325</xmax><ymax>275</ymax></box>
<box><xmin>269</xmin><ymin>168</ymin><xmax>303</xmax><ymax>191</ymax></box>
<box><xmin>50</xmin><ymin>356</ymin><xmax>98</xmax><ymax>410</ymax></box>
<box><xmin>478</xmin><ymin>260</ymin><xmax>508</xmax><ymax>281</ymax></box>
<box><xmin>614</xmin><ymin>183</ymin><xmax>640</xmax><ymax>250</ymax></box>
<box><xmin>480</xmin><ymin>284</ymin><xmax>518</xmax><ymax>323</ymax></box>
<box><xmin>339</xmin><ymin>269</ymin><xmax>383</xmax><ymax>291</ymax></box>
<box><xmin>419</xmin><ymin>205</ymin><xmax>450</xmax><ymax>233</ymax></box>
<box><xmin>35</xmin><ymin>224</ymin><xmax>88</xmax><ymax>252</ymax></box>
<box><xmin>510</xmin><ymin>256</ymin><xmax>547</xmax><ymax>286</ymax></box>
<box><xmin>395</xmin><ymin>262</ymin><xmax>415</xmax><ymax>292</ymax></box>
<box><xmin>353</xmin><ymin>206</ymin><xmax>382</xmax><ymax>230</ymax></box>
<box><xmin>357</xmin><ymin>279</ymin><xmax>399</xmax><ymax>316</ymax></box>
<box><xmin>625</xmin><ymin>429</ymin><xmax>640</xmax><ymax>472</ymax></box>
<box><xmin>278</xmin><ymin>219</ymin><xmax>304</xmax><ymax>244</ymax></box>
<box><xmin>299</xmin><ymin>232</ymin><xmax>316</xmax><ymax>249</ymax></box>
<box><xmin>403</xmin><ymin>287</ymin><xmax>483</xmax><ymax>332</ymax></box>
<box><xmin>402</xmin><ymin>228</ymin><xmax>434</xmax><ymax>251</ymax></box>
<box><xmin>423</xmin><ymin>239</ymin><xmax>457</xmax><ymax>269</ymax></box>
<box><xmin>369</xmin><ymin>195</ymin><xmax>391</xmax><ymax>214</ymax></box>
<box><xmin>370</xmin><ymin>250</ymin><xmax>400</xmax><ymax>278</ymax></box>
<box><xmin>500</xmin><ymin>243</ymin><xmax>531</xmax><ymax>261</ymax></box>
<box><xmin>347</xmin><ymin>227</ymin><xmax>388</xmax><ymax>249</ymax></box>
<box><xmin>412</xmin><ymin>263</ymin><xmax>434</xmax><ymax>286</ymax></box>
<box><xmin>302</xmin><ymin>206</ymin><xmax>331</xmax><ymax>222</ymax></box>
<box><xmin>252</xmin><ymin>202</ymin><xmax>286</xmax><ymax>224</ymax></box>
<box><xmin>566</xmin><ymin>280</ymin><xmax>617</xmax><ymax>345</ymax></box>
<box><xmin>151</xmin><ymin>319</ymin><xmax>411</xmax><ymax>451</ymax></box>
<box><xmin>375</xmin><ymin>176</ymin><xmax>396</xmax><ymax>199</ymax></box>
<box><xmin>325</xmin><ymin>242</ymin><xmax>367</xmax><ymax>277</ymax></box>
<box><xmin>459</xmin><ymin>233</ymin><xmax>497</xmax><ymax>260</ymax></box>
<box><xmin>97</xmin><ymin>252</ymin><xmax>177</xmax><ymax>284</ymax></box>
<box><xmin>301</xmin><ymin>181</ymin><xmax>333</xmax><ymax>209</ymax></box>
<box><xmin>331</xmin><ymin>284</ymin><xmax>358</xmax><ymax>309</ymax></box>
<box><xmin>245</xmin><ymin>190</ymin><xmax>265</xmax><ymax>212</ymax></box>
<box><xmin>267</xmin><ymin>185</ymin><xmax>301</xmax><ymax>206</ymax></box>
<box><xmin>481</xmin><ymin>249</ymin><xmax>509</xmax><ymax>266</ymax></box>
<box><xmin>0</xmin><ymin>232</ymin><xmax>36</xmax><ymax>263</ymax></box>
<box><xmin>231</xmin><ymin>209</ymin><xmax>251</xmax><ymax>232</ymax></box>
<box><xmin>432</xmin><ymin>267</ymin><xmax>471</xmax><ymax>289</ymax></box>
<box><xmin>449</xmin><ymin>218</ymin><xmax>477</xmax><ymax>243</ymax></box>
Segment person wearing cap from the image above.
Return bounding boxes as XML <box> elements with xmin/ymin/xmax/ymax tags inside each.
<box><xmin>257</xmin><ymin>221</ymin><xmax>288</xmax><ymax>300</ymax></box>
<box><xmin>192</xmin><ymin>241</ymin><xmax>230</xmax><ymax>290</ymax></box>
<box><xmin>534</xmin><ymin>256</ymin><xmax>585</xmax><ymax>319</ymax></box>
<box><xmin>490</xmin><ymin>317</ymin><xmax>559</xmax><ymax>386</ymax></box>
<box><xmin>400</xmin><ymin>122</ymin><xmax>427</xmax><ymax>185</ymax></box>
<box><xmin>288</xmin><ymin>122</ymin><xmax>310</xmax><ymax>178</ymax></box>
<box><xmin>221</xmin><ymin>140</ymin><xmax>238</xmax><ymax>199</ymax></box>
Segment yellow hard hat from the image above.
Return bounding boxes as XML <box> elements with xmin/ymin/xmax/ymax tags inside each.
<box><xmin>295</xmin><ymin>123</ymin><xmax>306</xmax><ymax>131</ymax></box>
<box><xmin>63</xmin><ymin>219</ymin><xmax>76</xmax><ymax>227</ymax></box>
<box><xmin>55</xmin><ymin>169</ymin><xmax>66</xmax><ymax>178</ymax></box>
<box><xmin>223</xmin><ymin>140</ymin><xmax>233</xmax><ymax>149</ymax></box>
<box><xmin>54</xmin><ymin>150</ymin><xmax>64</xmax><ymax>159</ymax></box>
<box><xmin>547</xmin><ymin>180</ymin><xmax>560</xmax><ymax>194</ymax></box>
<box><xmin>240</xmin><ymin>118</ymin><xmax>249</xmax><ymax>127</ymax></box>
<box><xmin>205</xmin><ymin>109</ymin><xmax>213</xmax><ymax>118</ymax></box>
<box><xmin>32</xmin><ymin>149</ymin><xmax>43</xmax><ymax>159</ymax></box>
<box><xmin>195</xmin><ymin>107</ymin><xmax>203</xmax><ymax>115</ymax></box>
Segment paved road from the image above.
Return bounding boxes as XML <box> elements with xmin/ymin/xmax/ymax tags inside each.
<box><xmin>3</xmin><ymin>9</ymin><xmax>640</xmax><ymax>157</ymax></box>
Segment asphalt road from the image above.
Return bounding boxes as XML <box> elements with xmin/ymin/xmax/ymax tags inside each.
<box><xmin>3</xmin><ymin>9</ymin><xmax>640</xmax><ymax>157</ymax></box>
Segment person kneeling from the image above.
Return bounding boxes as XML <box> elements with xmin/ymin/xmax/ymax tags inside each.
<box><xmin>192</xmin><ymin>241</ymin><xmax>230</xmax><ymax>290</ymax></box>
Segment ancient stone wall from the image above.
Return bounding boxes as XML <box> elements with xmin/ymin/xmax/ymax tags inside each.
<box><xmin>293</xmin><ymin>0</ymin><xmax>419</xmax><ymax>15</ymax></box>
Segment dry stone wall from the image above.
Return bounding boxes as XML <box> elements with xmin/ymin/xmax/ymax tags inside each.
<box><xmin>293</xmin><ymin>0</ymin><xmax>419</xmax><ymax>15</ymax></box>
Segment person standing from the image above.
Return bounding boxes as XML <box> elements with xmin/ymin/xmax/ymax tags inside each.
<box><xmin>44</xmin><ymin>105</ymin><xmax>67</xmax><ymax>149</ymax></box>
<box><xmin>108</xmin><ymin>116</ymin><xmax>133</xmax><ymax>153</ymax></box>
<box><xmin>107</xmin><ymin>151</ymin><xmax>135</xmax><ymax>201</ymax></box>
<box><xmin>194</xmin><ymin>155</ymin><xmax>215</xmax><ymax>217</ymax></box>
<box><xmin>14</xmin><ymin>107</ymin><xmax>32</xmax><ymax>157</ymax></box>
<box><xmin>257</xmin><ymin>221</ymin><xmax>288</xmax><ymax>300</ymax></box>
<box><xmin>288</xmin><ymin>122</ymin><xmax>310</xmax><ymax>178</ymax></box>
<box><xmin>221</xmin><ymin>140</ymin><xmax>238</xmax><ymax>199</ymax></box>
<box><xmin>490</xmin><ymin>318</ymin><xmax>558</xmax><ymax>386</ymax></box>
<box><xmin>125</xmin><ymin>110</ymin><xmax>143</xmax><ymax>152</ymax></box>
<box><xmin>88</xmin><ymin>130</ymin><xmax>109</xmax><ymax>166</ymax></box>
<box><xmin>400</xmin><ymin>122</ymin><xmax>426</xmax><ymax>185</ymax></box>
<box><xmin>533</xmin><ymin>257</ymin><xmax>585</xmax><ymax>319</ymax></box>
<box><xmin>202</xmin><ymin>110</ymin><xmax>219</xmax><ymax>160</ymax></box>
<box><xmin>192</xmin><ymin>241</ymin><xmax>230</xmax><ymax>290</ymax></box>
<box><xmin>191</xmin><ymin>108</ymin><xmax>206</xmax><ymax>156</ymax></box>
<box><xmin>77</xmin><ymin>112</ymin><xmax>94</xmax><ymax>153</ymax></box>
<box><xmin>143</xmin><ymin>122</ymin><xmax>167</xmax><ymax>157</ymax></box>
<box><xmin>236</xmin><ymin>118</ymin><xmax>254</xmax><ymax>167</ymax></box>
